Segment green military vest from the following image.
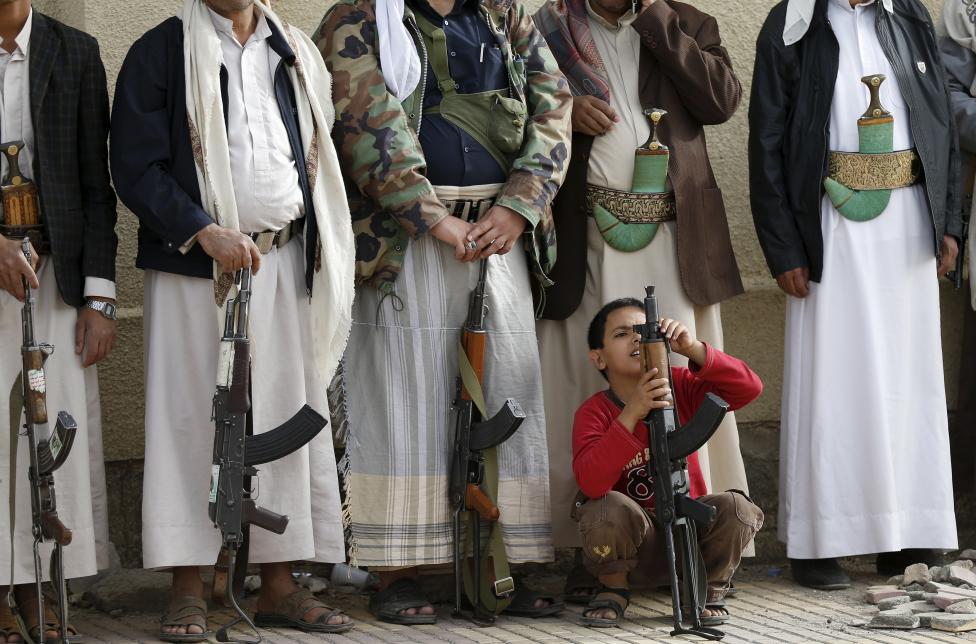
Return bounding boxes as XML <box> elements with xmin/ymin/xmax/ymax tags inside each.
<box><xmin>401</xmin><ymin>4</ymin><xmax>527</xmax><ymax>172</ymax></box>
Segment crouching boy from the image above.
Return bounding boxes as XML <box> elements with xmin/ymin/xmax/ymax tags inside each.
<box><xmin>572</xmin><ymin>298</ymin><xmax>764</xmax><ymax>628</ymax></box>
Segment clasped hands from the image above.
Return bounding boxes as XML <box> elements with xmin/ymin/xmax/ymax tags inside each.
<box><xmin>430</xmin><ymin>205</ymin><xmax>527</xmax><ymax>262</ymax></box>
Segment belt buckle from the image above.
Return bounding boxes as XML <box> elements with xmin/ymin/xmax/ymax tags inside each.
<box><xmin>493</xmin><ymin>576</ymin><xmax>515</xmax><ymax>598</ymax></box>
<box><xmin>252</xmin><ymin>232</ymin><xmax>275</xmax><ymax>254</ymax></box>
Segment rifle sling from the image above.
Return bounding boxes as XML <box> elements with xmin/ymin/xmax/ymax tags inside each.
<box><xmin>7</xmin><ymin>374</ymin><xmax>32</xmax><ymax>642</ymax></box>
<box><xmin>457</xmin><ymin>342</ymin><xmax>513</xmax><ymax>614</ymax></box>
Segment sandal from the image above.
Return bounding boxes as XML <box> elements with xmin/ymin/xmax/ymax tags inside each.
<box><xmin>0</xmin><ymin>601</ymin><xmax>22</xmax><ymax>643</ymax></box>
<box><xmin>159</xmin><ymin>595</ymin><xmax>211</xmax><ymax>643</ymax></box>
<box><xmin>563</xmin><ymin>560</ymin><xmax>599</xmax><ymax>605</ymax></box>
<box><xmin>367</xmin><ymin>578</ymin><xmax>437</xmax><ymax>625</ymax></box>
<box><xmin>502</xmin><ymin>579</ymin><xmax>564</xmax><ymax>618</ymax></box>
<box><xmin>700</xmin><ymin>601</ymin><xmax>730</xmax><ymax>626</ymax></box>
<box><xmin>579</xmin><ymin>586</ymin><xmax>630</xmax><ymax>628</ymax></box>
<box><xmin>253</xmin><ymin>587</ymin><xmax>353</xmax><ymax>634</ymax></box>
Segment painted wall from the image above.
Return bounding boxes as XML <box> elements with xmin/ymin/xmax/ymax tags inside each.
<box><xmin>31</xmin><ymin>0</ymin><xmax>965</xmax><ymax>454</ymax></box>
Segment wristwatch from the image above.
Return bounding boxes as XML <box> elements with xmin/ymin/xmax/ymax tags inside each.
<box><xmin>84</xmin><ymin>299</ymin><xmax>118</xmax><ymax>321</ymax></box>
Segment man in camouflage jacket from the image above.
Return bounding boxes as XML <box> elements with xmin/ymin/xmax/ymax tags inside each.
<box><xmin>316</xmin><ymin>0</ymin><xmax>570</xmax><ymax>624</ymax></box>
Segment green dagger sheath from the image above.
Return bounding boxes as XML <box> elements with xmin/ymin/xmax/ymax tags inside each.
<box><xmin>823</xmin><ymin>74</ymin><xmax>894</xmax><ymax>222</ymax></box>
<box><xmin>593</xmin><ymin>109</ymin><xmax>670</xmax><ymax>252</ymax></box>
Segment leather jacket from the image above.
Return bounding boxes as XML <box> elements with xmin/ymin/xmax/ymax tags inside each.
<box><xmin>749</xmin><ymin>0</ymin><xmax>962</xmax><ymax>281</ymax></box>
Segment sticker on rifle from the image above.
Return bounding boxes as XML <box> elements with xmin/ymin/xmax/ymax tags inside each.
<box><xmin>49</xmin><ymin>431</ymin><xmax>63</xmax><ymax>461</ymax></box>
<box><xmin>27</xmin><ymin>368</ymin><xmax>45</xmax><ymax>393</ymax></box>
<box><xmin>209</xmin><ymin>465</ymin><xmax>220</xmax><ymax>503</ymax></box>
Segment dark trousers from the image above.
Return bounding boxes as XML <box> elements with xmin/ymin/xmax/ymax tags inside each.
<box><xmin>575</xmin><ymin>490</ymin><xmax>763</xmax><ymax>598</ymax></box>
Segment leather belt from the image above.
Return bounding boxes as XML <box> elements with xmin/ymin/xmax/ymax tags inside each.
<box><xmin>585</xmin><ymin>185</ymin><xmax>677</xmax><ymax>224</ymax></box>
<box><xmin>827</xmin><ymin>149</ymin><xmax>922</xmax><ymax>191</ymax></box>
<box><xmin>0</xmin><ymin>224</ymin><xmax>50</xmax><ymax>255</ymax></box>
<box><xmin>249</xmin><ymin>218</ymin><xmax>304</xmax><ymax>255</ymax></box>
<box><xmin>442</xmin><ymin>197</ymin><xmax>495</xmax><ymax>223</ymax></box>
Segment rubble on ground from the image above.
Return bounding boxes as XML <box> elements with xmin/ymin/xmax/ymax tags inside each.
<box><xmin>863</xmin><ymin>557</ymin><xmax>976</xmax><ymax>632</ymax></box>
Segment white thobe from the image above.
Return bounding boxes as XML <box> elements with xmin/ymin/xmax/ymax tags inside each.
<box><xmin>0</xmin><ymin>9</ymin><xmax>110</xmax><ymax>583</ymax></box>
<box><xmin>535</xmin><ymin>2</ymin><xmax>752</xmax><ymax>549</ymax></box>
<box><xmin>140</xmin><ymin>11</ymin><xmax>344</xmax><ymax>568</ymax></box>
<box><xmin>778</xmin><ymin>0</ymin><xmax>957</xmax><ymax>559</ymax></box>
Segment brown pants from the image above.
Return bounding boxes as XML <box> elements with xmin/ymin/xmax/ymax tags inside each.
<box><xmin>576</xmin><ymin>490</ymin><xmax>763</xmax><ymax>595</ymax></box>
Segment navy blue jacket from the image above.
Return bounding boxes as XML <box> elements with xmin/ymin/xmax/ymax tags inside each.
<box><xmin>110</xmin><ymin>16</ymin><xmax>318</xmax><ymax>287</ymax></box>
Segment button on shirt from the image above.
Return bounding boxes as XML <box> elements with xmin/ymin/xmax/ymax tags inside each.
<box><xmin>0</xmin><ymin>10</ymin><xmax>114</xmax><ymax>299</ymax></box>
<box><xmin>208</xmin><ymin>9</ymin><xmax>304</xmax><ymax>233</ymax></box>
<box><xmin>409</xmin><ymin>0</ymin><xmax>508</xmax><ymax>186</ymax></box>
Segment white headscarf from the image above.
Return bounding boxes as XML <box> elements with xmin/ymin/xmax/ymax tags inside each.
<box><xmin>783</xmin><ymin>0</ymin><xmax>894</xmax><ymax>46</ymax></box>
<box><xmin>375</xmin><ymin>0</ymin><xmax>422</xmax><ymax>101</ymax></box>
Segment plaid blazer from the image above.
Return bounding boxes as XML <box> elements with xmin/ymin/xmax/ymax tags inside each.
<box><xmin>26</xmin><ymin>12</ymin><xmax>117</xmax><ymax>307</ymax></box>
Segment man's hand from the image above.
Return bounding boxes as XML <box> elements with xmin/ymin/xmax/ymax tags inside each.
<box><xmin>659</xmin><ymin>318</ymin><xmax>707</xmax><ymax>366</ymax></box>
<box><xmin>775</xmin><ymin>266</ymin><xmax>810</xmax><ymax>298</ymax></box>
<box><xmin>571</xmin><ymin>96</ymin><xmax>619</xmax><ymax>136</ymax></box>
<box><xmin>196</xmin><ymin>224</ymin><xmax>263</xmax><ymax>274</ymax></box>
<box><xmin>76</xmin><ymin>298</ymin><xmax>117</xmax><ymax>367</ymax></box>
<box><xmin>467</xmin><ymin>206</ymin><xmax>528</xmax><ymax>259</ymax></box>
<box><xmin>0</xmin><ymin>236</ymin><xmax>39</xmax><ymax>301</ymax></box>
<box><xmin>617</xmin><ymin>368</ymin><xmax>671</xmax><ymax>432</ymax></box>
<box><xmin>430</xmin><ymin>215</ymin><xmax>478</xmax><ymax>262</ymax></box>
<box><xmin>938</xmin><ymin>234</ymin><xmax>959</xmax><ymax>278</ymax></box>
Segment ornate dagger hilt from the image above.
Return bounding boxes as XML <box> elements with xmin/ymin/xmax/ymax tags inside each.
<box><xmin>860</xmin><ymin>74</ymin><xmax>890</xmax><ymax>120</ymax></box>
<box><xmin>640</xmin><ymin>108</ymin><xmax>668</xmax><ymax>152</ymax></box>
<box><xmin>1</xmin><ymin>141</ymin><xmax>26</xmax><ymax>186</ymax></box>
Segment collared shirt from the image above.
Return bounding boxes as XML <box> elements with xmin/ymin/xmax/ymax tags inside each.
<box><xmin>208</xmin><ymin>8</ymin><xmax>304</xmax><ymax>233</ymax></box>
<box><xmin>584</xmin><ymin>1</ymin><xmax>650</xmax><ymax>192</ymax></box>
<box><xmin>0</xmin><ymin>9</ymin><xmax>114</xmax><ymax>299</ymax></box>
<box><xmin>409</xmin><ymin>0</ymin><xmax>507</xmax><ymax>186</ymax></box>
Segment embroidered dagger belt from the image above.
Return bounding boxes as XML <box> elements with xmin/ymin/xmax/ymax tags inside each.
<box><xmin>827</xmin><ymin>149</ymin><xmax>922</xmax><ymax>191</ymax></box>
<box><xmin>585</xmin><ymin>185</ymin><xmax>676</xmax><ymax>224</ymax></box>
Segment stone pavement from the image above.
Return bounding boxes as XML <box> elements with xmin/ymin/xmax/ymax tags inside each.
<box><xmin>66</xmin><ymin>565</ymin><xmax>976</xmax><ymax>644</ymax></box>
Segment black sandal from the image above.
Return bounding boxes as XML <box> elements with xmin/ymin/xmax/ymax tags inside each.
<box><xmin>502</xmin><ymin>579</ymin><xmax>564</xmax><ymax>618</ymax></box>
<box><xmin>368</xmin><ymin>578</ymin><xmax>438</xmax><ymax>625</ymax></box>
<box><xmin>253</xmin><ymin>587</ymin><xmax>353</xmax><ymax>634</ymax></box>
<box><xmin>579</xmin><ymin>586</ymin><xmax>630</xmax><ymax>628</ymax></box>
<box><xmin>700</xmin><ymin>601</ymin><xmax>730</xmax><ymax>626</ymax></box>
<box><xmin>563</xmin><ymin>561</ymin><xmax>600</xmax><ymax>605</ymax></box>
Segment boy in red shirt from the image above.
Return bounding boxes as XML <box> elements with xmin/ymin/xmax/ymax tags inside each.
<box><xmin>573</xmin><ymin>298</ymin><xmax>764</xmax><ymax>628</ymax></box>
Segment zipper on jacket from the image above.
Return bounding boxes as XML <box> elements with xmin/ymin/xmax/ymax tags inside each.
<box><xmin>405</xmin><ymin>16</ymin><xmax>429</xmax><ymax>135</ymax></box>
<box><xmin>875</xmin><ymin>13</ymin><xmax>939</xmax><ymax>251</ymax></box>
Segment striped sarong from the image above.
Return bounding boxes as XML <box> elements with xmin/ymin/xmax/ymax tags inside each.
<box><xmin>341</xmin><ymin>186</ymin><xmax>553</xmax><ymax>567</ymax></box>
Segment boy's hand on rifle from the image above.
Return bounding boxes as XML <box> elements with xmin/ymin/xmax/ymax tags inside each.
<box><xmin>618</xmin><ymin>368</ymin><xmax>671</xmax><ymax>432</ymax></box>
<box><xmin>660</xmin><ymin>318</ymin><xmax>707</xmax><ymax>366</ymax></box>
<box><xmin>76</xmin><ymin>298</ymin><xmax>117</xmax><ymax>367</ymax></box>
<box><xmin>197</xmin><ymin>223</ymin><xmax>263</xmax><ymax>274</ymax></box>
<box><xmin>431</xmin><ymin>215</ymin><xmax>478</xmax><ymax>262</ymax></box>
<box><xmin>0</xmin><ymin>236</ymin><xmax>39</xmax><ymax>301</ymax></box>
<box><xmin>467</xmin><ymin>206</ymin><xmax>527</xmax><ymax>259</ymax></box>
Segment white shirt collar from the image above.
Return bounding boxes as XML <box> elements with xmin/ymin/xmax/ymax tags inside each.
<box><xmin>207</xmin><ymin>6</ymin><xmax>272</xmax><ymax>47</ymax></box>
<box><xmin>784</xmin><ymin>0</ymin><xmax>892</xmax><ymax>45</ymax></box>
<box><xmin>0</xmin><ymin>8</ymin><xmax>33</xmax><ymax>57</ymax></box>
<box><xmin>585</xmin><ymin>0</ymin><xmax>637</xmax><ymax>32</ymax></box>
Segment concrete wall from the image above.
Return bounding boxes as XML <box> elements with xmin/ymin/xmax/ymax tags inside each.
<box><xmin>31</xmin><ymin>0</ymin><xmax>973</xmax><ymax>562</ymax></box>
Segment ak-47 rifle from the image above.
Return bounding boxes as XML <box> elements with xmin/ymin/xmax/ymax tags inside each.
<box><xmin>450</xmin><ymin>257</ymin><xmax>525</xmax><ymax>625</ymax></box>
<box><xmin>633</xmin><ymin>285</ymin><xmax>729</xmax><ymax>641</ymax></box>
<box><xmin>7</xmin><ymin>237</ymin><xmax>78</xmax><ymax>644</ymax></box>
<box><xmin>209</xmin><ymin>269</ymin><xmax>328</xmax><ymax>643</ymax></box>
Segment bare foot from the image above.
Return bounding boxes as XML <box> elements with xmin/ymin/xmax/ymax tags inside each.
<box><xmin>701</xmin><ymin>606</ymin><xmax>729</xmax><ymax>620</ymax></box>
<box><xmin>257</xmin><ymin>562</ymin><xmax>351</xmax><ymax>626</ymax></box>
<box><xmin>12</xmin><ymin>585</ymin><xmax>57</xmax><ymax>641</ymax></box>
<box><xmin>161</xmin><ymin>566</ymin><xmax>205</xmax><ymax>637</ymax></box>
<box><xmin>377</xmin><ymin>568</ymin><xmax>435</xmax><ymax>617</ymax></box>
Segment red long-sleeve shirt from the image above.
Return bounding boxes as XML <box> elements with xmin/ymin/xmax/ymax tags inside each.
<box><xmin>572</xmin><ymin>344</ymin><xmax>763</xmax><ymax>510</ymax></box>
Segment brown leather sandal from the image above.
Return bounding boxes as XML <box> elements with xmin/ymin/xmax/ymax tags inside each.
<box><xmin>0</xmin><ymin>600</ymin><xmax>23</xmax><ymax>643</ymax></box>
<box><xmin>253</xmin><ymin>588</ymin><xmax>353</xmax><ymax>634</ymax></box>
<box><xmin>159</xmin><ymin>596</ymin><xmax>211</xmax><ymax>643</ymax></box>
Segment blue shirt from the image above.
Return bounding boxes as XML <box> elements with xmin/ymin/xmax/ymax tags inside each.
<box><xmin>410</xmin><ymin>0</ymin><xmax>508</xmax><ymax>186</ymax></box>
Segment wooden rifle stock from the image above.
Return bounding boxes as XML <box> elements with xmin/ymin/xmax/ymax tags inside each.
<box><xmin>460</xmin><ymin>330</ymin><xmax>486</xmax><ymax>402</ymax></box>
<box><xmin>23</xmin><ymin>348</ymin><xmax>47</xmax><ymax>424</ymax></box>
<box><xmin>41</xmin><ymin>510</ymin><xmax>72</xmax><ymax>546</ymax></box>
<box><xmin>228</xmin><ymin>340</ymin><xmax>250</xmax><ymax>414</ymax></box>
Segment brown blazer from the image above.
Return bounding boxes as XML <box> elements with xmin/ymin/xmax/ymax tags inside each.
<box><xmin>541</xmin><ymin>0</ymin><xmax>743</xmax><ymax>319</ymax></box>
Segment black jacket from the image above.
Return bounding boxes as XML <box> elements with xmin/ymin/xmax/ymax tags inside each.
<box><xmin>749</xmin><ymin>0</ymin><xmax>962</xmax><ymax>282</ymax></box>
<box><xmin>110</xmin><ymin>17</ymin><xmax>318</xmax><ymax>288</ymax></box>
<box><xmin>28</xmin><ymin>12</ymin><xmax>117</xmax><ymax>307</ymax></box>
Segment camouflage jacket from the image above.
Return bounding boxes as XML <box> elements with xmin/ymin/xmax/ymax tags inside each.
<box><xmin>314</xmin><ymin>0</ymin><xmax>571</xmax><ymax>301</ymax></box>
